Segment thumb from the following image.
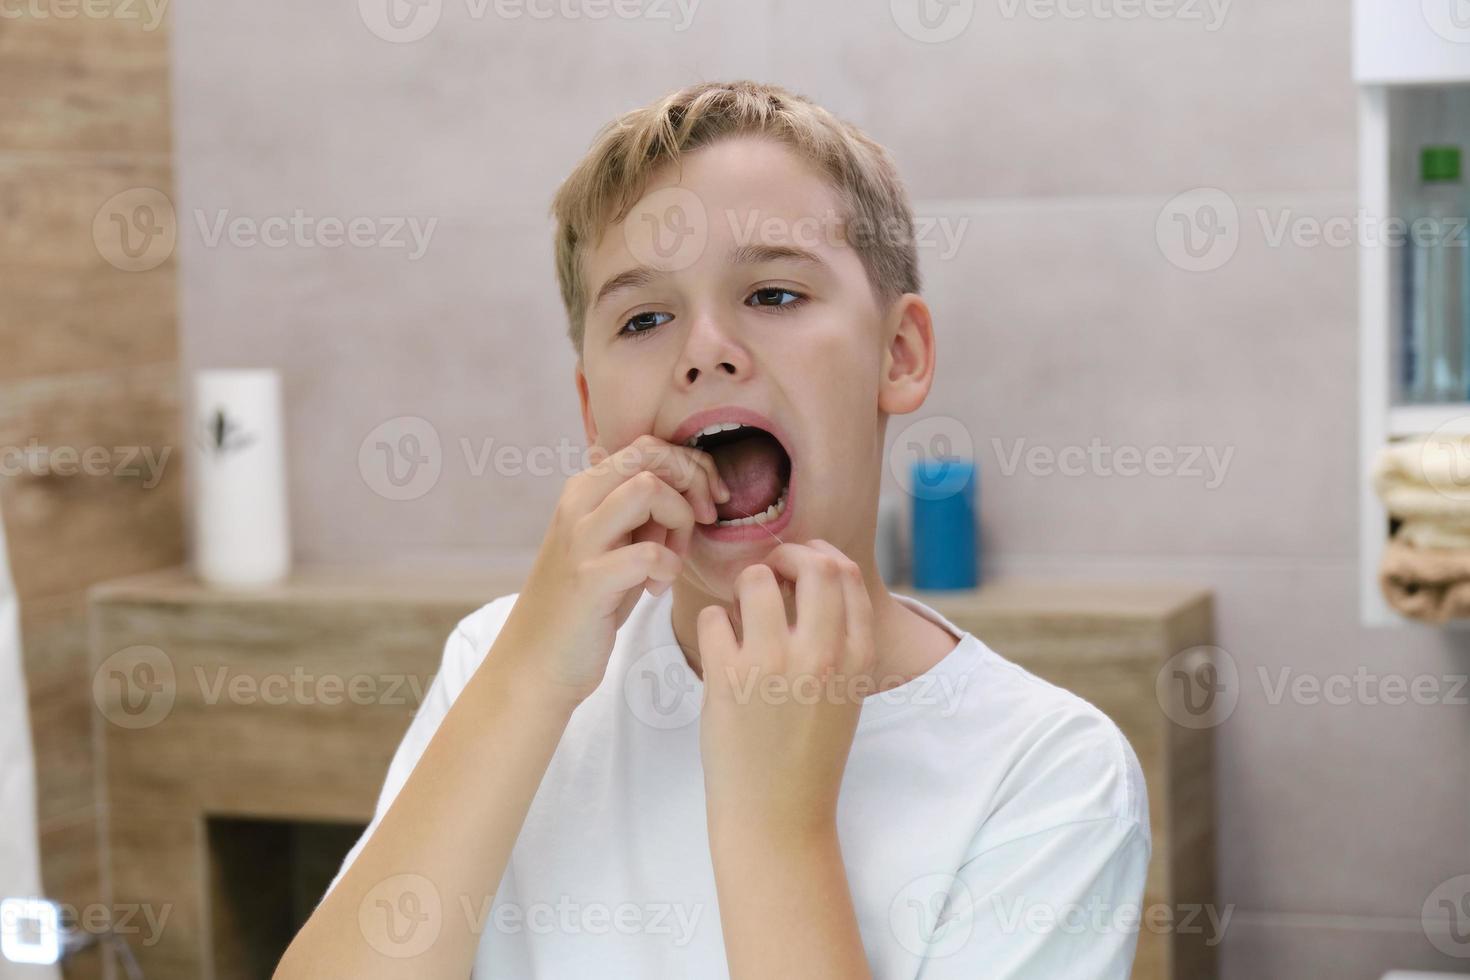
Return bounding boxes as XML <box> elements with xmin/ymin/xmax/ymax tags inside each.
<box><xmin>696</xmin><ymin>603</ymin><xmax>738</xmax><ymax>694</ymax></box>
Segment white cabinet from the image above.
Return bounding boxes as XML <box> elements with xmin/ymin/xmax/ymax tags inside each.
<box><xmin>1355</xmin><ymin>0</ymin><xmax>1470</xmax><ymax>84</ymax></box>
<box><xmin>1356</xmin><ymin>2</ymin><xmax>1470</xmax><ymax>625</ymax></box>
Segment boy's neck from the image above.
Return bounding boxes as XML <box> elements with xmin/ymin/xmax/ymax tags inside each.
<box><xmin>668</xmin><ymin>552</ymin><xmax>958</xmax><ymax>691</ymax></box>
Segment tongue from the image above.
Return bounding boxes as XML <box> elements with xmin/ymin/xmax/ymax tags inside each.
<box><xmin>709</xmin><ymin>434</ymin><xmax>785</xmax><ymax>522</ymax></box>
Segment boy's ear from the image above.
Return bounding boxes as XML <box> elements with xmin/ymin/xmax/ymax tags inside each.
<box><xmin>575</xmin><ymin>361</ymin><xmax>599</xmax><ymax>447</ymax></box>
<box><xmin>877</xmin><ymin>293</ymin><xmax>936</xmax><ymax>416</ymax></box>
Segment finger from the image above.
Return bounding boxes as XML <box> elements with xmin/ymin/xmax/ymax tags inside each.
<box><xmin>805</xmin><ymin>539</ymin><xmax>874</xmax><ymax>671</ymax></box>
<box><xmin>696</xmin><ymin>604</ymin><xmax>739</xmax><ymax>686</ymax></box>
<box><xmin>592</xmin><ymin>437</ymin><xmax>724</xmax><ymax>524</ymax></box>
<box><xmin>584</xmin><ymin>470</ymin><xmax>695</xmax><ymax>554</ymax></box>
<box><xmin>651</xmin><ymin>436</ymin><xmax>730</xmax><ymax>502</ymax></box>
<box><xmin>580</xmin><ymin>540</ymin><xmax>682</xmax><ymax>600</ymax></box>
<box><xmin>641</xmin><ymin>442</ymin><xmax>726</xmax><ymax>523</ymax></box>
<box><xmin>630</xmin><ymin>516</ymin><xmax>694</xmax><ymax>573</ymax></box>
<box><xmin>760</xmin><ymin>543</ymin><xmax>845</xmax><ymax>659</ymax></box>
<box><xmin>734</xmin><ymin>563</ymin><xmax>789</xmax><ymax>653</ymax></box>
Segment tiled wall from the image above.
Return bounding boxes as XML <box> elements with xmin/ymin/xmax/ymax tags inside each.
<box><xmin>163</xmin><ymin>0</ymin><xmax>1468</xmax><ymax>976</ymax></box>
<box><xmin>1</xmin><ymin>2</ymin><xmax>184</xmax><ymax>977</ymax></box>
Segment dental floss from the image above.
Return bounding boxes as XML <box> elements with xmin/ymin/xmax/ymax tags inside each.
<box><xmin>716</xmin><ymin>502</ymin><xmax>787</xmax><ymax>545</ymax></box>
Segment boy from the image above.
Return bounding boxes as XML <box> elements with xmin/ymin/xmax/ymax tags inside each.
<box><xmin>276</xmin><ymin>79</ymin><xmax>1149</xmax><ymax>979</ymax></box>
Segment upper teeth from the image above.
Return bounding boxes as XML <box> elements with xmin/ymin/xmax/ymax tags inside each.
<box><xmin>684</xmin><ymin>422</ymin><xmax>749</xmax><ymax>447</ymax></box>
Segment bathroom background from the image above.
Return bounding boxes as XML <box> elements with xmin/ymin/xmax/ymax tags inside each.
<box><xmin>4</xmin><ymin>0</ymin><xmax>1470</xmax><ymax>977</ymax></box>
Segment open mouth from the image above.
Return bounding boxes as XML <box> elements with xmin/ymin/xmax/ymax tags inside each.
<box><xmin>683</xmin><ymin>422</ymin><xmax>793</xmax><ymax>530</ymax></box>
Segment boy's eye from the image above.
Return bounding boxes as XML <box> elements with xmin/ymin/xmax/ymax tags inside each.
<box><xmin>619</xmin><ymin>310</ymin><xmax>673</xmax><ymax>336</ymax></box>
<box><xmin>747</xmin><ymin>287</ymin><xmax>804</xmax><ymax>308</ymax></box>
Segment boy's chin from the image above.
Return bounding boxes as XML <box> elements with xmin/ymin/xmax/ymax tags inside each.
<box><xmin>677</xmin><ymin>539</ymin><xmax>782</xmax><ymax>598</ymax></box>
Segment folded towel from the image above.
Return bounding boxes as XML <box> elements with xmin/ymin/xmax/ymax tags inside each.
<box><xmin>1396</xmin><ymin>518</ymin><xmax>1470</xmax><ymax>550</ymax></box>
<box><xmin>1371</xmin><ymin>435</ymin><xmax>1470</xmax><ymax>520</ymax></box>
<box><xmin>1379</xmin><ymin>536</ymin><xmax>1470</xmax><ymax>623</ymax></box>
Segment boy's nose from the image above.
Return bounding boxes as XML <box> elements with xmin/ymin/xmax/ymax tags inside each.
<box><xmin>675</xmin><ymin>314</ymin><xmax>751</xmax><ymax>386</ymax></box>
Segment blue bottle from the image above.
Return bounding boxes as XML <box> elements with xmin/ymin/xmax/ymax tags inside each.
<box><xmin>910</xmin><ymin>458</ymin><xmax>978</xmax><ymax>590</ymax></box>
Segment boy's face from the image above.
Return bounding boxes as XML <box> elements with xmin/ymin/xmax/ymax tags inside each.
<box><xmin>574</xmin><ymin>135</ymin><xmax>910</xmax><ymax>588</ymax></box>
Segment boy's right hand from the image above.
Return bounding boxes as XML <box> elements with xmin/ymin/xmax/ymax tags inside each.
<box><xmin>495</xmin><ymin>434</ymin><xmax>730</xmax><ymax>705</ymax></box>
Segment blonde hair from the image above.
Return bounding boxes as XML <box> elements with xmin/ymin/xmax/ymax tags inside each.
<box><xmin>550</xmin><ymin>79</ymin><xmax>921</xmax><ymax>356</ymax></box>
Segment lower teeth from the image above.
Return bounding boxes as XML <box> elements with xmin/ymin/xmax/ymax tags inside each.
<box><xmin>715</xmin><ymin>485</ymin><xmax>788</xmax><ymax>527</ymax></box>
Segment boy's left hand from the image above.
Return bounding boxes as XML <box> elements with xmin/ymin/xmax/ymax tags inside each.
<box><xmin>696</xmin><ymin>539</ymin><xmax>877</xmax><ymax>844</ymax></box>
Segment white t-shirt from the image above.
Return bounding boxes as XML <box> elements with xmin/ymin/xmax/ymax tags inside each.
<box><xmin>325</xmin><ymin>586</ymin><xmax>1151</xmax><ymax>979</ymax></box>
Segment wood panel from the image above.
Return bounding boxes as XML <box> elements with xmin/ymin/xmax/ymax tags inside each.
<box><xmin>3</xmin><ymin>6</ymin><xmax>177</xmax><ymax>980</ymax></box>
